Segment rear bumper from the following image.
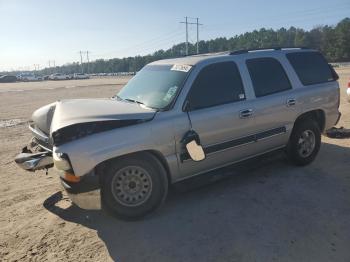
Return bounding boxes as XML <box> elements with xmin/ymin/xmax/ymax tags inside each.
<box><xmin>324</xmin><ymin>110</ymin><xmax>342</xmax><ymax>132</ymax></box>
<box><xmin>60</xmin><ymin>171</ymin><xmax>101</xmax><ymax>210</ymax></box>
<box><xmin>334</xmin><ymin>112</ymin><xmax>341</xmax><ymax>126</ymax></box>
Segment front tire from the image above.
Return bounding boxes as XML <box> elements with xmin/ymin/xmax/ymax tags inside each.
<box><xmin>101</xmin><ymin>153</ymin><xmax>168</xmax><ymax>220</ymax></box>
<box><xmin>286</xmin><ymin>119</ymin><xmax>321</xmax><ymax>166</ymax></box>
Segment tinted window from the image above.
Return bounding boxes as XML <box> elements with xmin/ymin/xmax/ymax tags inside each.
<box><xmin>286</xmin><ymin>52</ymin><xmax>335</xmax><ymax>85</ymax></box>
<box><xmin>246</xmin><ymin>58</ymin><xmax>292</xmax><ymax>97</ymax></box>
<box><xmin>187</xmin><ymin>62</ymin><xmax>245</xmax><ymax>110</ymax></box>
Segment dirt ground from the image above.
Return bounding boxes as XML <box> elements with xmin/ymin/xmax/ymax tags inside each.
<box><xmin>0</xmin><ymin>69</ymin><xmax>350</xmax><ymax>262</ymax></box>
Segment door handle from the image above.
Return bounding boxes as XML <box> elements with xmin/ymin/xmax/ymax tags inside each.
<box><xmin>286</xmin><ymin>98</ymin><xmax>296</xmax><ymax>107</ymax></box>
<box><xmin>239</xmin><ymin>109</ymin><xmax>253</xmax><ymax>119</ymax></box>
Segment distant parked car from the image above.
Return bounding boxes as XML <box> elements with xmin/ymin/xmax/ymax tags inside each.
<box><xmin>49</xmin><ymin>73</ymin><xmax>70</xmax><ymax>80</ymax></box>
<box><xmin>18</xmin><ymin>73</ymin><xmax>42</xmax><ymax>81</ymax></box>
<box><xmin>0</xmin><ymin>75</ymin><xmax>17</xmax><ymax>83</ymax></box>
<box><xmin>73</xmin><ymin>73</ymin><xmax>90</xmax><ymax>79</ymax></box>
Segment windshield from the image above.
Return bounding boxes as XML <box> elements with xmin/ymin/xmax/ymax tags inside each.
<box><xmin>117</xmin><ymin>64</ymin><xmax>190</xmax><ymax>109</ymax></box>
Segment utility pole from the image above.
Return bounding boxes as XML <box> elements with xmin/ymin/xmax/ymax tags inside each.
<box><xmin>48</xmin><ymin>60</ymin><xmax>52</xmax><ymax>74</ymax></box>
<box><xmin>196</xmin><ymin>18</ymin><xmax>199</xmax><ymax>54</ymax></box>
<box><xmin>185</xmin><ymin>16</ymin><xmax>188</xmax><ymax>55</ymax></box>
<box><xmin>180</xmin><ymin>17</ymin><xmax>189</xmax><ymax>55</ymax></box>
<box><xmin>180</xmin><ymin>17</ymin><xmax>203</xmax><ymax>55</ymax></box>
<box><xmin>86</xmin><ymin>51</ymin><xmax>90</xmax><ymax>74</ymax></box>
<box><xmin>48</xmin><ymin>60</ymin><xmax>55</xmax><ymax>74</ymax></box>
<box><xmin>79</xmin><ymin>51</ymin><xmax>84</xmax><ymax>73</ymax></box>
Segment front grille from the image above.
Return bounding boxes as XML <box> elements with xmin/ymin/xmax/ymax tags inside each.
<box><xmin>33</xmin><ymin>137</ymin><xmax>53</xmax><ymax>152</ymax></box>
<box><xmin>29</xmin><ymin>123</ymin><xmax>53</xmax><ymax>151</ymax></box>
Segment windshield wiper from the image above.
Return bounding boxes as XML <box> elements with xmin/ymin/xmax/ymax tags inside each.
<box><xmin>122</xmin><ymin>98</ymin><xmax>158</xmax><ymax>110</ymax></box>
<box><xmin>124</xmin><ymin>98</ymin><xmax>145</xmax><ymax>105</ymax></box>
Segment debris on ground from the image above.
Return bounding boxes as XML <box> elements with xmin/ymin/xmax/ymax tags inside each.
<box><xmin>326</xmin><ymin>127</ymin><xmax>350</xmax><ymax>139</ymax></box>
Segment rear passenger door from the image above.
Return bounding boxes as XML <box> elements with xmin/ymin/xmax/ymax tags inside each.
<box><xmin>245</xmin><ymin>57</ymin><xmax>299</xmax><ymax>152</ymax></box>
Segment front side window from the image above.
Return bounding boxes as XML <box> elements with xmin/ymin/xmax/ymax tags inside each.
<box><xmin>117</xmin><ymin>64</ymin><xmax>190</xmax><ymax>109</ymax></box>
<box><xmin>187</xmin><ymin>61</ymin><xmax>245</xmax><ymax>110</ymax></box>
<box><xmin>246</xmin><ymin>58</ymin><xmax>292</xmax><ymax>97</ymax></box>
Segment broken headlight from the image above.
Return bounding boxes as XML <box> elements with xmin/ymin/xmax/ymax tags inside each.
<box><xmin>53</xmin><ymin>152</ymin><xmax>72</xmax><ymax>171</ymax></box>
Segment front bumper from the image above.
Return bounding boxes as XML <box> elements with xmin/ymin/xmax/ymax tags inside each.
<box><xmin>15</xmin><ymin>137</ymin><xmax>101</xmax><ymax>210</ymax></box>
<box><xmin>15</xmin><ymin>146</ymin><xmax>53</xmax><ymax>171</ymax></box>
<box><xmin>59</xmin><ymin>171</ymin><xmax>101</xmax><ymax>210</ymax></box>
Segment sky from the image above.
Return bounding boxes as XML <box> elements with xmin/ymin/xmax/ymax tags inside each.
<box><xmin>0</xmin><ymin>0</ymin><xmax>349</xmax><ymax>71</ymax></box>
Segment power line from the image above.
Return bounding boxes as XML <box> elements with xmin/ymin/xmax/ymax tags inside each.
<box><xmin>92</xmin><ymin>28</ymin><xmax>183</xmax><ymax>58</ymax></box>
<box><xmin>135</xmin><ymin>32</ymin><xmax>184</xmax><ymax>55</ymax></box>
<box><xmin>204</xmin><ymin>3</ymin><xmax>349</xmax><ymax>32</ymax></box>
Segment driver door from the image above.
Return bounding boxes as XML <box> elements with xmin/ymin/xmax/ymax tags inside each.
<box><xmin>177</xmin><ymin>61</ymin><xmax>258</xmax><ymax>178</ymax></box>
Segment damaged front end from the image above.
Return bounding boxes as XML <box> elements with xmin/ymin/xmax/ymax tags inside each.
<box><xmin>14</xmin><ymin>98</ymin><xmax>157</xmax><ymax>210</ymax></box>
<box><xmin>51</xmin><ymin>119</ymin><xmax>144</xmax><ymax>146</ymax></box>
<box><xmin>15</xmin><ymin>123</ymin><xmax>54</xmax><ymax>172</ymax></box>
<box><xmin>15</xmin><ymin>98</ymin><xmax>156</xmax><ymax>172</ymax></box>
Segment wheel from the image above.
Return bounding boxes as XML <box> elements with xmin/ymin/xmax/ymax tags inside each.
<box><xmin>101</xmin><ymin>153</ymin><xmax>168</xmax><ymax>220</ymax></box>
<box><xmin>286</xmin><ymin>119</ymin><xmax>321</xmax><ymax>166</ymax></box>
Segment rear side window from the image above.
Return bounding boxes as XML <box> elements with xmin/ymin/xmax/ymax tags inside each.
<box><xmin>286</xmin><ymin>52</ymin><xmax>334</xmax><ymax>86</ymax></box>
<box><xmin>187</xmin><ymin>61</ymin><xmax>245</xmax><ymax>110</ymax></box>
<box><xmin>246</xmin><ymin>58</ymin><xmax>292</xmax><ymax>97</ymax></box>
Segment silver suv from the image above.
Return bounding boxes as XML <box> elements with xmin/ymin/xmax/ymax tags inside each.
<box><xmin>15</xmin><ymin>48</ymin><xmax>341</xmax><ymax>220</ymax></box>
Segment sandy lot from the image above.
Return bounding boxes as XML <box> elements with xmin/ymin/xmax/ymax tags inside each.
<box><xmin>0</xmin><ymin>70</ymin><xmax>350</xmax><ymax>262</ymax></box>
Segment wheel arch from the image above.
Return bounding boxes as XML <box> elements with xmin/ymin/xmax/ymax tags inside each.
<box><xmin>95</xmin><ymin>150</ymin><xmax>172</xmax><ymax>185</ymax></box>
<box><xmin>294</xmin><ymin>109</ymin><xmax>326</xmax><ymax>133</ymax></box>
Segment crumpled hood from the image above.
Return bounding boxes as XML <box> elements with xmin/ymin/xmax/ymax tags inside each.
<box><xmin>31</xmin><ymin>98</ymin><xmax>156</xmax><ymax>145</ymax></box>
<box><xmin>50</xmin><ymin>98</ymin><xmax>156</xmax><ymax>134</ymax></box>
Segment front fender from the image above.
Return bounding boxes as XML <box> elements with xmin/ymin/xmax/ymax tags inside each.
<box><xmin>54</xmin><ymin>119</ymin><xmax>176</xmax><ymax>177</ymax></box>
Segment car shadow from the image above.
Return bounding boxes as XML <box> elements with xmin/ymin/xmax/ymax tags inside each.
<box><xmin>44</xmin><ymin>142</ymin><xmax>350</xmax><ymax>262</ymax></box>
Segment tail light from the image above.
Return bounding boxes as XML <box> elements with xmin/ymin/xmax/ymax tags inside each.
<box><xmin>348</xmin><ymin>78</ymin><xmax>350</xmax><ymax>88</ymax></box>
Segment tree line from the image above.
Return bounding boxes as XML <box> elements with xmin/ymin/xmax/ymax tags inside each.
<box><xmin>15</xmin><ymin>18</ymin><xmax>350</xmax><ymax>75</ymax></box>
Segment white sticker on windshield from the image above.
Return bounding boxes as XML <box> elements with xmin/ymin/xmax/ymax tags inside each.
<box><xmin>171</xmin><ymin>64</ymin><xmax>192</xmax><ymax>72</ymax></box>
<box><xmin>163</xmin><ymin>86</ymin><xmax>178</xmax><ymax>102</ymax></box>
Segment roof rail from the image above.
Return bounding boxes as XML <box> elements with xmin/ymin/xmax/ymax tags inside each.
<box><xmin>186</xmin><ymin>51</ymin><xmax>230</xmax><ymax>57</ymax></box>
<box><xmin>229</xmin><ymin>47</ymin><xmax>310</xmax><ymax>55</ymax></box>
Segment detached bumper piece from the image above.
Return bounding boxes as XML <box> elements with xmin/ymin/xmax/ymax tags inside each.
<box><xmin>326</xmin><ymin>126</ymin><xmax>350</xmax><ymax>139</ymax></box>
<box><xmin>15</xmin><ymin>146</ymin><xmax>53</xmax><ymax>171</ymax></box>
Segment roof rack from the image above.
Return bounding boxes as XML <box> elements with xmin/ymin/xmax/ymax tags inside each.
<box><xmin>229</xmin><ymin>47</ymin><xmax>310</xmax><ymax>55</ymax></box>
<box><xmin>186</xmin><ymin>51</ymin><xmax>230</xmax><ymax>57</ymax></box>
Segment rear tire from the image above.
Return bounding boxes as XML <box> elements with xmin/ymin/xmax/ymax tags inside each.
<box><xmin>286</xmin><ymin>119</ymin><xmax>321</xmax><ymax>166</ymax></box>
<box><xmin>101</xmin><ymin>153</ymin><xmax>168</xmax><ymax>220</ymax></box>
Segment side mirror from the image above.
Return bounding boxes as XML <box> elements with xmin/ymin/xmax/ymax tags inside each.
<box><xmin>181</xmin><ymin>130</ymin><xmax>206</xmax><ymax>162</ymax></box>
<box><xmin>183</xmin><ymin>100</ymin><xmax>191</xmax><ymax>112</ymax></box>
